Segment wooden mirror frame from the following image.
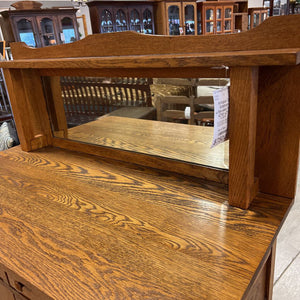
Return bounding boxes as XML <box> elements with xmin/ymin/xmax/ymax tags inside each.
<box><xmin>0</xmin><ymin>15</ymin><xmax>299</xmax><ymax>209</ymax></box>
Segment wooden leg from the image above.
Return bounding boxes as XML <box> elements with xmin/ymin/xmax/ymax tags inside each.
<box><xmin>229</xmin><ymin>67</ymin><xmax>259</xmax><ymax>209</ymax></box>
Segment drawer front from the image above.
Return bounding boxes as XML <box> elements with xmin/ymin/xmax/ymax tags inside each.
<box><xmin>5</xmin><ymin>268</ymin><xmax>53</xmax><ymax>300</ymax></box>
<box><xmin>0</xmin><ymin>281</ymin><xmax>15</xmax><ymax>300</ymax></box>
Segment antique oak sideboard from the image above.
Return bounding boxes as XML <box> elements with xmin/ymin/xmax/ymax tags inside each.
<box><xmin>0</xmin><ymin>14</ymin><xmax>299</xmax><ymax>299</ymax></box>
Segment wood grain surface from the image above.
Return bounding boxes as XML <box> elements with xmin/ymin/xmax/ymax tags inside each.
<box><xmin>229</xmin><ymin>67</ymin><xmax>258</xmax><ymax>209</ymax></box>
<box><xmin>255</xmin><ymin>65</ymin><xmax>300</xmax><ymax>199</ymax></box>
<box><xmin>7</xmin><ymin>15</ymin><xmax>300</xmax><ymax>60</ymax></box>
<box><xmin>66</xmin><ymin>116</ymin><xmax>229</xmax><ymax>170</ymax></box>
<box><xmin>0</xmin><ymin>146</ymin><xmax>293</xmax><ymax>300</ymax></box>
<box><xmin>0</xmin><ymin>49</ymin><xmax>299</xmax><ymax>71</ymax></box>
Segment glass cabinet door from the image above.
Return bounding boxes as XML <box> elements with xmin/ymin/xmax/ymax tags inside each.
<box><xmin>100</xmin><ymin>9</ymin><xmax>114</xmax><ymax>33</ymax></box>
<box><xmin>205</xmin><ymin>8</ymin><xmax>215</xmax><ymax>34</ymax></box>
<box><xmin>216</xmin><ymin>7</ymin><xmax>222</xmax><ymax>33</ymax></box>
<box><xmin>168</xmin><ymin>5</ymin><xmax>180</xmax><ymax>35</ymax></box>
<box><xmin>16</xmin><ymin>18</ymin><xmax>37</xmax><ymax>47</ymax></box>
<box><xmin>184</xmin><ymin>4</ymin><xmax>195</xmax><ymax>35</ymax></box>
<box><xmin>129</xmin><ymin>9</ymin><xmax>141</xmax><ymax>32</ymax></box>
<box><xmin>224</xmin><ymin>7</ymin><xmax>232</xmax><ymax>33</ymax></box>
<box><xmin>39</xmin><ymin>17</ymin><xmax>57</xmax><ymax>46</ymax></box>
<box><xmin>60</xmin><ymin>17</ymin><xmax>76</xmax><ymax>43</ymax></box>
<box><xmin>197</xmin><ymin>10</ymin><xmax>202</xmax><ymax>35</ymax></box>
<box><xmin>115</xmin><ymin>9</ymin><xmax>127</xmax><ymax>32</ymax></box>
<box><xmin>253</xmin><ymin>12</ymin><xmax>260</xmax><ymax>28</ymax></box>
<box><xmin>142</xmin><ymin>8</ymin><xmax>153</xmax><ymax>34</ymax></box>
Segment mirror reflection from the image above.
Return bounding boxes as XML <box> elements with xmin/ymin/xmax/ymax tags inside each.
<box><xmin>46</xmin><ymin>76</ymin><xmax>229</xmax><ymax>170</ymax></box>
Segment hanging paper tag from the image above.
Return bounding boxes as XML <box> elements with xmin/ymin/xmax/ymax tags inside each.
<box><xmin>184</xmin><ymin>107</ymin><xmax>191</xmax><ymax>119</ymax></box>
<box><xmin>211</xmin><ymin>86</ymin><xmax>229</xmax><ymax>148</ymax></box>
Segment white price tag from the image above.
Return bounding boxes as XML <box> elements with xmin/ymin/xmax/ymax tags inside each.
<box><xmin>211</xmin><ymin>86</ymin><xmax>229</xmax><ymax>148</ymax></box>
<box><xmin>184</xmin><ymin>107</ymin><xmax>191</xmax><ymax>119</ymax></box>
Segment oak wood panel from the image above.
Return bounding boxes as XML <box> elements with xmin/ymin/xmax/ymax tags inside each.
<box><xmin>0</xmin><ymin>146</ymin><xmax>293</xmax><ymax>299</ymax></box>
<box><xmin>53</xmin><ymin>137</ymin><xmax>229</xmax><ymax>184</ymax></box>
<box><xmin>255</xmin><ymin>65</ymin><xmax>300</xmax><ymax>199</ymax></box>
<box><xmin>66</xmin><ymin>116</ymin><xmax>229</xmax><ymax>170</ymax></box>
<box><xmin>229</xmin><ymin>67</ymin><xmax>258</xmax><ymax>209</ymax></box>
<box><xmin>8</xmin><ymin>15</ymin><xmax>300</xmax><ymax>60</ymax></box>
<box><xmin>43</xmin><ymin>76</ymin><xmax>68</xmax><ymax>139</ymax></box>
<box><xmin>2</xmin><ymin>69</ymin><xmax>53</xmax><ymax>151</ymax></box>
<box><xmin>37</xmin><ymin>67</ymin><xmax>230</xmax><ymax>79</ymax></box>
<box><xmin>265</xmin><ymin>241</ymin><xmax>276</xmax><ymax>300</ymax></box>
<box><xmin>0</xmin><ymin>283</ymin><xmax>14</xmax><ymax>300</ymax></box>
<box><xmin>5</xmin><ymin>267</ymin><xmax>52</xmax><ymax>300</ymax></box>
<box><xmin>0</xmin><ymin>49</ymin><xmax>299</xmax><ymax>70</ymax></box>
<box><xmin>243</xmin><ymin>241</ymin><xmax>276</xmax><ymax>300</ymax></box>
<box><xmin>2</xmin><ymin>69</ymin><xmax>34</xmax><ymax>151</ymax></box>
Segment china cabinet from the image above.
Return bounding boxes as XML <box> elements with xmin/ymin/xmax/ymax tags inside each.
<box><xmin>248</xmin><ymin>7</ymin><xmax>268</xmax><ymax>29</ymax></box>
<box><xmin>0</xmin><ymin>7</ymin><xmax>79</xmax><ymax>47</ymax></box>
<box><xmin>87</xmin><ymin>1</ymin><xmax>155</xmax><ymax>34</ymax></box>
<box><xmin>197</xmin><ymin>1</ymin><xmax>235</xmax><ymax>35</ymax></box>
<box><xmin>154</xmin><ymin>0</ymin><xmax>198</xmax><ymax>35</ymax></box>
<box><xmin>233</xmin><ymin>0</ymin><xmax>248</xmax><ymax>32</ymax></box>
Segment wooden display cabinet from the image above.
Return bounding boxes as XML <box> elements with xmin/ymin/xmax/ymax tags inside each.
<box><xmin>87</xmin><ymin>0</ymin><xmax>155</xmax><ymax>34</ymax></box>
<box><xmin>197</xmin><ymin>1</ymin><xmax>235</xmax><ymax>35</ymax></box>
<box><xmin>154</xmin><ymin>0</ymin><xmax>198</xmax><ymax>35</ymax></box>
<box><xmin>233</xmin><ymin>0</ymin><xmax>248</xmax><ymax>32</ymax></box>
<box><xmin>0</xmin><ymin>6</ymin><xmax>79</xmax><ymax>48</ymax></box>
<box><xmin>248</xmin><ymin>7</ymin><xmax>269</xmax><ymax>29</ymax></box>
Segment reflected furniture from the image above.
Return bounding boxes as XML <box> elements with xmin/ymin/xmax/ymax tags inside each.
<box><xmin>0</xmin><ymin>14</ymin><xmax>299</xmax><ymax>299</ymax></box>
<box><xmin>57</xmin><ymin>76</ymin><xmax>154</xmax><ymax>127</ymax></box>
<box><xmin>0</xmin><ymin>3</ymin><xmax>79</xmax><ymax>47</ymax></box>
<box><xmin>87</xmin><ymin>0</ymin><xmax>155</xmax><ymax>34</ymax></box>
<box><xmin>0</xmin><ymin>71</ymin><xmax>12</xmax><ymax>123</ymax></box>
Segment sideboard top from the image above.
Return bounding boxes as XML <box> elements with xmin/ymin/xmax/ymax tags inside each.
<box><xmin>0</xmin><ymin>146</ymin><xmax>294</xmax><ymax>299</ymax></box>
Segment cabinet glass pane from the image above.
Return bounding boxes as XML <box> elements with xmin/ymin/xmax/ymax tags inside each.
<box><xmin>216</xmin><ymin>9</ymin><xmax>222</xmax><ymax>19</ymax></box>
<box><xmin>115</xmin><ymin>9</ymin><xmax>127</xmax><ymax>32</ymax></box>
<box><xmin>261</xmin><ymin>13</ymin><xmax>266</xmax><ymax>23</ymax></box>
<box><xmin>40</xmin><ymin>18</ymin><xmax>56</xmax><ymax>46</ymax></box>
<box><xmin>168</xmin><ymin>5</ymin><xmax>180</xmax><ymax>35</ymax></box>
<box><xmin>130</xmin><ymin>9</ymin><xmax>141</xmax><ymax>32</ymax></box>
<box><xmin>197</xmin><ymin>10</ymin><xmax>202</xmax><ymax>34</ymax></box>
<box><xmin>206</xmin><ymin>21</ymin><xmax>214</xmax><ymax>33</ymax></box>
<box><xmin>217</xmin><ymin>21</ymin><xmax>221</xmax><ymax>32</ymax></box>
<box><xmin>143</xmin><ymin>9</ymin><xmax>153</xmax><ymax>34</ymax></box>
<box><xmin>17</xmin><ymin>19</ymin><xmax>36</xmax><ymax>47</ymax></box>
<box><xmin>225</xmin><ymin>20</ymin><xmax>231</xmax><ymax>30</ymax></box>
<box><xmin>101</xmin><ymin>9</ymin><xmax>114</xmax><ymax>33</ymax></box>
<box><xmin>225</xmin><ymin>8</ymin><xmax>232</xmax><ymax>18</ymax></box>
<box><xmin>206</xmin><ymin>9</ymin><xmax>214</xmax><ymax>21</ymax></box>
<box><xmin>253</xmin><ymin>13</ymin><xmax>259</xmax><ymax>27</ymax></box>
<box><xmin>61</xmin><ymin>17</ymin><xmax>76</xmax><ymax>43</ymax></box>
<box><xmin>184</xmin><ymin>5</ymin><xmax>195</xmax><ymax>35</ymax></box>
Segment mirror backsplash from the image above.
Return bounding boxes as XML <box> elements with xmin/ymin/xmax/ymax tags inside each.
<box><xmin>44</xmin><ymin>76</ymin><xmax>229</xmax><ymax>170</ymax></box>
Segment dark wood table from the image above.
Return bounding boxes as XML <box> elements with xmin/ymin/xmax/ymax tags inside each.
<box><xmin>0</xmin><ymin>146</ymin><xmax>293</xmax><ymax>299</ymax></box>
